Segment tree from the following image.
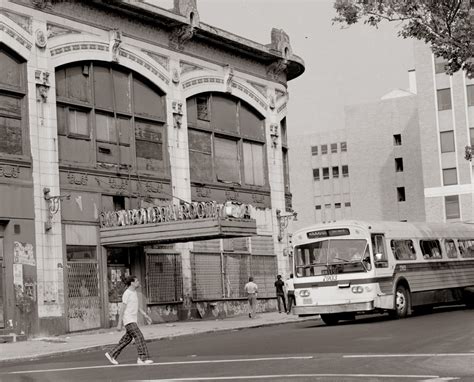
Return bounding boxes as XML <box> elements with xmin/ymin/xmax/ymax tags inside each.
<box><xmin>333</xmin><ymin>0</ymin><xmax>473</xmax><ymax>78</ymax></box>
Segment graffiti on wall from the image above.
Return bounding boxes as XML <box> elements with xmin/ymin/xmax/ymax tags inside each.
<box><xmin>14</xmin><ymin>241</ymin><xmax>35</xmax><ymax>266</ymax></box>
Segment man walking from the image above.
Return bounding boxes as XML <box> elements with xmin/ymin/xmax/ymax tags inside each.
<box><xmin>244</xmin><ymin>276</ymin><xmax>258</xmax><ymax>318</ymax></box>
<box><xmin>285</xmin><ymin>273</ymin><xmax>295</xmax><ymax>314</ymax></box>
<box><xmin>274</xmin><ymin>275</ymin><xmax>287</xmax><ymax>313</ymax></box>
<box><xmin>105</xmin><ymin>276</ymin><xmax>154</xmax><ymax>365</ymax></box>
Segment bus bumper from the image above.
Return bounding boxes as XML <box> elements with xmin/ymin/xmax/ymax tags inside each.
<box><xmin>293</xmin><ymin>301</ymin><xmax>374</xmax><ymax>315</ymax></box>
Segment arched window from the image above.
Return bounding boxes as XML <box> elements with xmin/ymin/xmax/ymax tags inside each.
<box><xmin>0</xmin><ymin>45</ymin><xmax>26</xmax><ymax>156</ymax></box>
<box><xmin>186</xmin><ymin>93</ymin><xmax>267</xmax><ymax>187</ymax></box>
<box><xmin>55</xmin><ymin>62</ymin><xmax>168</xmax><ymax>176</ymax></box>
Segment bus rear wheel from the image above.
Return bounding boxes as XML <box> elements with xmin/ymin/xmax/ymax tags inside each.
<box><xmin>320</xmin><ymin>313</ymin><xmax>340</xmax><ymax>325</ymax></box>
<box><xmin>390</xmin><ymin>285</ymin><xmax>410</xmax><ymax>318</ymax></box>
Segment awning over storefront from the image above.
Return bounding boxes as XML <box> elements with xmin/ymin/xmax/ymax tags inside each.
<box><xmin>100</xmin><ymin>217</ymin><xmax>257</xmax><ymax>246</ymax></box>
<box><xmin>99</xmin><ymin>201</ymin><xmax>257</xmax><ymax>246</ymax></box>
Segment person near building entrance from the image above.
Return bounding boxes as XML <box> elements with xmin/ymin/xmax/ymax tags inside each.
<box><xmin>105</xmin><ymin>276</ymin><xmax>153</xmax><ymax>365</ymax></box>
<box><xmin>274</xmin><ymin>275</ymin><xmax>287</xmax><ymax>313</ymax></box>
<box><xmin>285</xmin><ymin>273</ymin><xmax>295</xmax><ymax>314</ymax></box>
<box><xmin>244</xmin><ymin>276</ymin><xmax>258</xmax><ymax>318</ymax></box>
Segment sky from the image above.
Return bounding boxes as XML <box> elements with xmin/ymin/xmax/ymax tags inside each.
<box><xmin>196</xmin><ymin>0</ymin><xmax>415</xmax><ymax>137</ymax></box>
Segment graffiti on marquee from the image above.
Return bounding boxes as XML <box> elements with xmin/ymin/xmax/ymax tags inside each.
<box><xmin>99</xmin><ymin>201</ymin><xmax>252</xmax><ymax>228</ymax></box>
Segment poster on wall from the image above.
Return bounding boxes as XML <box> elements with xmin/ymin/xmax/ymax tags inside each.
<box><xmin>13</xmin><ymin>242</ymin><xmax>35</xmax><ymax>266</ymax></box>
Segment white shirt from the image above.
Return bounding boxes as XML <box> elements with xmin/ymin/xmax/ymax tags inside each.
<box><xmin>285</xmin><ymin>278</ymin><xmax>295</xmax><ymax>292</ymax></box>
<box><xmin>122</xmin><ymin>288</ymin><xmax>138</xmax><ymax>326</ymax></box>
<box><xmin>244</xmin><ymin>281</ymin><xmax>258</xmax><ymax>294</ymax></box>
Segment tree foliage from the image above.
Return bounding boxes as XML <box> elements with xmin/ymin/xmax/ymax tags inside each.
<box><xmin>333</xmin><ymin>0</ymin><xmax>473</xmax><ymax>78</ymax></box>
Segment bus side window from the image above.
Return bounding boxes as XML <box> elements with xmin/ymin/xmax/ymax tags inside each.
<box><xmin>391</xmin><ymin>239</ymin><xmax>416</xmax><ymax>260</ymax></box>
<box><xmin>372</xmin><ymin>234</ymin><xmax>388</xmax><ymax>268</ymax></box>
<box><xmin>420</xmin><ymin>239</ymin><xmax>442</xmax><ymax>260</ymax></box>
<box><xmin>444</xmin><ymin>239</ymin><xmax>458</xmax><ymax>258</ymax></box>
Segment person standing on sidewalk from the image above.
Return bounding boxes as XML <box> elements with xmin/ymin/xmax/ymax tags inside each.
<box><xmin>244</xmin><ymin>276</ymin><xmax>258</xmax><ymax>318</ymax></box>
<box><xmin>105</xmin><ymin>276</ymin><xmax>154</xmax><ymax>365</ymax></box>
<box><xmin>274</xmin><ymin>275</ymin><xmax>287</xmax><ymax>313</ymax></box>
<box><xmin>285</xmin><ymin>273</ymin><xmax>295</xmax><ymax>314</ymax></box>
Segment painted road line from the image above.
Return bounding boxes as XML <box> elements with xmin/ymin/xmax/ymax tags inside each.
<box><xmin>4</xmin><ymin>356</ymin><xmax>314</xmax><ymax>375</ymax></box>
<box><xmin>133</xmin><ymin>374</ymin><xmax>448</xmax><ymax>381</ymax></box>
<box><xmin>344</xmin><ymin>353</ymin><xmax>474</xmax><ymax>358</ymax></box>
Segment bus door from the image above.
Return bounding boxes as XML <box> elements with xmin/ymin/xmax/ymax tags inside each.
<box><xmin>371</xmin><ymin>233</ymin><xmax>396</xmax><ymax>309</ymax></box>
<box><xmin>371</xmin><ymin>234</ymin><xmax>394</xmax><ymax>276</ymax></box>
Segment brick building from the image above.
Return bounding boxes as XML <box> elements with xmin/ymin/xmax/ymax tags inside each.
<box><xmin>0</xmin><ymin>0</ymin><xmax>304</xmax><ymax>337</ymax></box>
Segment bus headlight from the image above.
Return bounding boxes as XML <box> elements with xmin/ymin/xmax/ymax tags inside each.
<box><xmin>299</xmin><ymin>290</ymin><xmax>310</xmax><ymax>297</ymax></box>
<box><xmin>351</xmin><ymin>286</ymin><xmax>363</xmax><ymax>294</ymax></box>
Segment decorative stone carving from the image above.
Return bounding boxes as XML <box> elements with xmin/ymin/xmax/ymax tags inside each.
<box><xmin>269</xmin><ymin>124</ymin><xmax>279</xmax><ymax>148</ymax></box>
<box><xmin>172</xmin><ymin>101</ymin><xmax>183</xmax><ymax>128</ymax></box>
<box><xmin>172</xmin><ymin>68</ymin><xmax>180</xmax><ymax>84</ymax></box>
<box><xmin>110</xmin><ymin>29</ymin><xmax>122</xmax><ymax>62</ymax></box>
<box><xmin>267</xmin><ymin>59</ymin><xmax>288</xmax><ymax>81</ymax></box>
<box><xmin>225</xmin><ymin>65</ymin><xmax>234</xmax><ymax>93</ymax></box>
<box><xmin>180</xmin><ymin>61</ymin><xmax>206</xmax><ymax>75</ymax></box>
<box><xmin>0</xmin><ymin>164</ymin><xmax>19</xmax><ymax>178</ymax></box>
<box><xmin>270</xmin><ymin>28</ymin><xmax>292</xmax><ymax>59</ymax></box>
<box><xmin>47</xmin><ymin>23</ymin><xmax>79</xmax><ymax>39</ymax></box>
<box><xmin>0</xmin><ymin>10</ymin><xmax>32</xmax><ymax>34</ymax></box>
<box><xmin>169</xmin><ymin>25</ymin><xmax>194</xmax><ymax>51</ymax></box>
<box><xmin>248</xmin><ymin>81</ymin><xmax>268</xmax><ymax>98</ymax></box>
<box><xmin>67</xmin><ymin>172</ymin><xmax>88</xmax><ymax>186</ymax></box>
<box><xmin>35</xmin><ymin>70</ymin><xmax>50</xmax><ymax>102</ymax></box>
<box><xmin>269</xmin><ymin>95</ymin><xmax>276</xmax><ymax>110</ymax></box>
<box><xmin>35</xmin><ymin>29</ymin><xmax>47</xmax><ymax>48</ymax></box>
<box><xmin>173</xmin><ymin>0</ymin><xmax>200</xmax><ymax>26</ymax></box>
<box><xmin>31</xmin><ymin>0</ymin><xmax>52</xmax><ymax>9</ymax></box>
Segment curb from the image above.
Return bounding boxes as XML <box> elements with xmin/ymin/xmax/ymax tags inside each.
<box><xmin>0</xmin><ymin>316</ymin><xmax>317</xmax><ymax>365</ymax></box>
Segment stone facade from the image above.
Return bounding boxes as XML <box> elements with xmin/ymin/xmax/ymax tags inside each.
<box><xmin>0</xmin><ymin>0</ymin><xmax>304</xmax><ymax>337</ymax></box>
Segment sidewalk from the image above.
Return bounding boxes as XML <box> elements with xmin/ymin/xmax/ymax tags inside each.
<box><xmin>0</xmin><ymin>312</ymin><xmax>317</xmax><ymax>363</ymax></box>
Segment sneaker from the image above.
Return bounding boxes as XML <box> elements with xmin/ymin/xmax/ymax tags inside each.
<box><xmin>105</xmin><ymin>352</ymin><xmax>118</xmax><ymax>365</ymax></box>
<box><xmin>137</xmin><ymin>358</ymin><xmax>154</xmax><ymax>364</ymax></box>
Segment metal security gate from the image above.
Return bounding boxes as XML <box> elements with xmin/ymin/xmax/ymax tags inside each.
<box><xmin>146</xmin><ymin>252</ymin><xmax>183</xmax><ymax>303</ymax></box>
<box><xmin>66</xmin><ymin>246</ymin><xmax>101</xmax><ymax>332</ymax></box>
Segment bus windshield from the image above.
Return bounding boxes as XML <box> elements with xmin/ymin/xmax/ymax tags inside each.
<box><xmin>295</xmin><ymin>239</ymin><xmax>370</xmax><ymax>277</ymax></box>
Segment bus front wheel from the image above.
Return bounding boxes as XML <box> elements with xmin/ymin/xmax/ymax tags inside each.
<box><xmin>320</xmin><ymin>313</ymin><xmax>340</xmax><ymax>326</ymax></box>
<box><xmin>390</xmin><ymin>285</ymin><xmax>410</xmax><ymax>318</ymax></box>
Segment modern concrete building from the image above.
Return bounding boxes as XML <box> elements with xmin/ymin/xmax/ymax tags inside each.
<box><xmin>289</xmin><ymin>86</ymin><xmax>425</xmax><ymax>231</ymax></box>
<box><xmin>413</xmin><ymin>40</ymin><xmax>474</xmax><ymax>223</ymax></box>
<box><xmin>0</xmin><ymin>0</ymin><xmax>304</xmax><ymax>337</ymax></box>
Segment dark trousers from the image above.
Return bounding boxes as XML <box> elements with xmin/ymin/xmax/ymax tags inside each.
<box><xmin>287</xmin><ymin>291</ymin><xmax>295</xmax><ymax>313</ymax></box>
<box><xmin>276</xmin><ymin>293</ymin><xmax>287</xmax><ymax>313</ymax></box>
<box><xmin>109</xmin><ymin>322</ymin><xmax>150</xmax><ymax>361</ymax></box>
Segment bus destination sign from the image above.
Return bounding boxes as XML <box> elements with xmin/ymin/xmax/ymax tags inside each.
<box><xmin>307</xmin><ymin>228</ymin><xmax>350</xmax><ymax>239</ymax></box>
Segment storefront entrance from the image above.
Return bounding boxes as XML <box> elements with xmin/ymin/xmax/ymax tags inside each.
<box><xmin>66</xmin><ymin>246</ymin><xmax>101</xmax><ymax>332</ymax></box>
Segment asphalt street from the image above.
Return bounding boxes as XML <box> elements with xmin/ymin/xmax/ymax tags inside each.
<box><xmin>1</xmin><ymin>306</ymin><xmax>473</xmax><ymax>382</ymax></box>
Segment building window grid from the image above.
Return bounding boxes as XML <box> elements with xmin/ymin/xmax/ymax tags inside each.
<box><xmin>393</xmin><ymin>134</ymin><xmax>402</xmax><ymax>146</ymax></box>
<box><xmin>313</xmin><ymin>168</ymin><xmax>320</xmax><ymax>181</ymax></box>
<box><xmin>340</xmin><ymin>141</ymin><xmax>347</xmax><ymax>152</ymax></box>
<box><xmin>330</xmin><ymin>143</ymin><xmax>337</xmax><ymax>153</ymax></box>
<box><xmin>321</xmin><ymin>144</ymin><xmax>328</xmax><ymax>155</ymax></box>
<box><xmin>311</xmin><ymin>145</ymin><xmax>318</xmax><ymax>156</ymax></box>
<box><xmin>395</xmin><ymin>158</ymin><xmax>404</xmax><ymax>172</ymax></box>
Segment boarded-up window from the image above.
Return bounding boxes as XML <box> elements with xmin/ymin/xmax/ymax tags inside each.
<box><xmin>0</xmin><ymin>116</ymin><xmax>22</xmax><ymax>155</ymax></box>
<box><xmin>215</xmin><ymin>137</ymin><xmax>240</xmax><ymax>183</ymax></box>
<box><xmin>188</xmin><ymin>129</ymin><xmax>212</xmax><ymax>181</ymax></box>
<box><xmin>0</xmin><ymin>47</ymin><xmax>22</xmax><ymax>89</ymax></box>
<box><xmin>96</xmin><ymin>113</ymin><xmax>117</xmax><ymax>143</ymax></box>
<box><xmin>146</xmin><ymin>253</ymin><xmax>183</xmax><ymax>303</ymax></box>
<box><xmin>67</xmin><ymin>65</ymin><xmax>90</xmax><ymax>103</ymax></box>
<box><xmin>68</xmin><ymin>109</ymin><xmax>89</xmax><ymax>137</ymax></box>
<box><xmin>240</xmin><ymin>102</ymin><xmax>264</xmax><ymax>140</ymax></box>
<box><xmin>133</xmin><ymin>77</ymin><xmax>165</xmax><ymax>119</ymax></box>
<box><xmin>93</xmin><ymin>65</ymin><xmax>113</xmax><ymax>110</ymax></box>
<box><xmin>0</xmin><ymin>94</ymin><xmax>21</xmax><ymax>117</ymax></box>
<box><xmin>283</xmin><ymin>148</ymin><xmax>290</xmax><ymax>191</ymax></box>
<box><xmin>135</xmin><ymin>121</ymin><xmax>163</xmax><ymax>160</ymax></box>
<box><xmin>112</xmin><ymin>68</ymin><xmax>131</xmax><ymax>113</ymax></box>
<box><xmin>243</xmin><ymin>142</ymin><xmax>264</xmax><ymax>185</ymax></box>
<box><xmin>197</xmin><ymin>96</ymin><xmax>210</xmax><ymax>121</ymax></box>
<box><xmin>212</xmin><ymin>95</ymin><xmax>237</xmax><ymax>134</ymax></box>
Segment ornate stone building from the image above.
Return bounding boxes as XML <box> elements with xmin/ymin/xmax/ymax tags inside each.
<box><xmin>0</xmin><ymin>0</ymin><xmax>304</xmax><ymax>337</ymax></box>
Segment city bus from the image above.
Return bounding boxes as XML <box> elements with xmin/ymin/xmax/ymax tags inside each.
<box><xmin>291</xmin><ymin>220</ymin><xmax>474</xmax><ymax>325</ymax></box>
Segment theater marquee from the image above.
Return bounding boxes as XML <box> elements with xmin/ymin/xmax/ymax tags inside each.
<box><xmin>99</xmin><ymin>201</ymin><xmax>257</xmax><ymax>246</ymax></box>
